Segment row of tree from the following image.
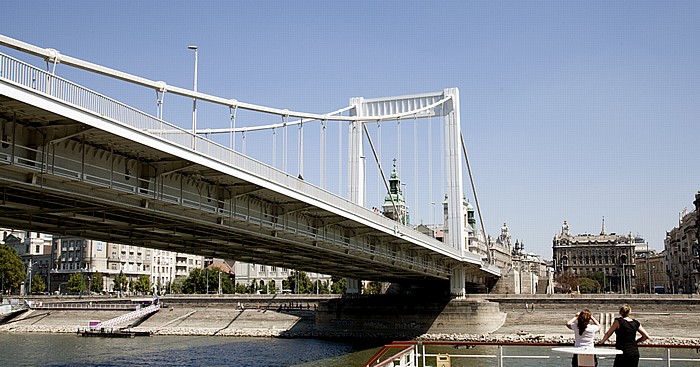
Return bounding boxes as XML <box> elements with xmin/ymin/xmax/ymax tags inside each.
<box><xmin>555</xmin><ymin>271</ymin><xmax>606</xmax><ymax>294</ymax></box>
<box><xmin>2</xmin><ymin>244</ymin><xmax>387</xmax><ymax>296</ymax></box>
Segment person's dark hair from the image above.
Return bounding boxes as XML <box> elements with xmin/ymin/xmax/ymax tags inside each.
<box><xmin>577</xmin><ymin>309</ymin><xmax>592</xmax><ymax>336</ymax></box>
<box><xmin>619</xmin><ymin>304</ymin><xmax>631</xmax><ymax>318</ymax></box>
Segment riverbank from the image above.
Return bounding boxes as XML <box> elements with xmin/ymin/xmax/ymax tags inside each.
<box><xmin>1</xmin><ymin>295</ymin><xmax>699</xmax><ymax>346</ymax></box>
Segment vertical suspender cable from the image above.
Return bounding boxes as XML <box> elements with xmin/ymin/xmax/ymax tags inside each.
<box><xmin>283</xmin><ymin>114</ymin><xmax>288</xmax><ymax>173</ymax></box>
<box><xmin>321</xmin><ymin>120</ymin><xmax>326</xmax><ymax>189</ymax></box>
<box><xmin>298</xmin><ymin>120</ymin><xmax>303</xmax><ymax>179</ymax></box>
<box><xmin>428</xmin><ymin>115</ymin><xmax>433</xmax><ymax>217</ymax></box>
<box><xmin>377</xmin><ymin>121</ymin><xmax>382</xmax><ymax>202</ymax></box>
<box><xmin>338</xmin><ymin>122</ymin><xmax>343</xmax><ymax>196</ymax></box>
<box><xmin>242</xmin><ymin>131</ymin><xmax>247</xmax><ymax>155</ymax></box>
<box><xmin>412</xmin><ymin>114</ymin><xmax>417</xmax><ymax>221</ymax></box>
<box><xmin>397</xmin><ymin>118</ymin><xmax>401</xmax><ymax>174</ymax></box>
<box><xmin>272</xmin><ymin>127</ymin><xmax>277</xmax><ymax>168</ymax></box>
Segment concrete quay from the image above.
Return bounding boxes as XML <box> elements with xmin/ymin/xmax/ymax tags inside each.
<box><xmin>1</xmin><ymin>294</ymin><xmax>698</xmax><ymax>346</ymax></box>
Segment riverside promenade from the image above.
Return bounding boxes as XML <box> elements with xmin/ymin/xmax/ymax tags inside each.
<box><xmin>1</xmin><ymin>294</ymin><xmax>699</xmax><ymax>346</ymax></box>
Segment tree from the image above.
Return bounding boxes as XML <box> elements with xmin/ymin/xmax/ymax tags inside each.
<box><xmin>134</xmin><ymin>274</ymin><xmax>152</xmax><ymax>294</ymax></box>
<box><xmin>554</xmin><ymin>272</ymin><xmax>578</xmax><ymax>293</ymax></box>
<box><xmin>364</xmin><ymin>281</ymin><xmax>384</xmax><ymax>295</ymax></box>
<box><xmin>67</xmin><ymin>273</ymin><xmax>86</xmax><ymax>294</ymax></box>
<box><xmin>170</xmin><ymin>276</ymin><xmax>186</xmax><ymax>294</ymax></box>
<box><xmin>577</xmin><ymin>277</ymin><xmax>601</xmax><ymax>294</ymax></box>
<box><xmin>113</xmin><ymin>270</ymin><xmax>128</xmax><ymax>294</ymax></box>
<box><xmin>90</xmin><ymin>271</ymin><xmax>103</xmax><ymax>294</ymax></box>
<box><xmin>313</xmin><ymin>280</ymin><xmax>330</xmax><ymax>294</ymax></box>
<box><xmin>0</xmin><ymin>245</ymin><xmax>25</xmax><ymax>294</ymax></box>
<box><xmin>182</xmin><ymin>268</ymin><xmax>206</xmax><ymax>294</ymax></box>
<box><xmin>330</xmin><ymin>276</ymin><xmax>346</xmax><ymax>294</ymax></box>
<box><xmin>284</xmin><ymin>271</ymin><xmax>312</xmax><ymax>294</ymax></box>
<box><xmin>583</xmin><ymin>271</ymin><xmax>605</xmax><ymax>293</ymax></box>
<box><xmin>30</xmin><ymin>274</ymin><xmax>45</xmax><ymax>295</ymax></box>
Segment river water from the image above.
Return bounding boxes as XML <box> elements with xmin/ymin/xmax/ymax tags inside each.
<box><xmin>0</xmin><ymin>334</ymin><xmax>698</xmax><ymax>367</ymax></box>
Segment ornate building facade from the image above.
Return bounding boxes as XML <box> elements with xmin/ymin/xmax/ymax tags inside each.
<box><xmin>552</xmin><ymin>220</ymin><xmax>637</xmax><ymax>293</ymax></box>
<box><xmin>664</xmin><ymin>191</ymin><xmax>700</xmax><ymax>294</ymax></box>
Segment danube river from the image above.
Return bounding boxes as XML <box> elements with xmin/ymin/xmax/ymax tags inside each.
<box><xmin>1</xmin><ymin>334</ymin><xmax>698</xmax><ymax>367</ymax></box>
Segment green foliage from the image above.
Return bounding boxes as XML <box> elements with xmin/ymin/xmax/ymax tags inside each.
<box><xmin>330</xmin><ymin>276</ymin><xmax>346</xmax><ymax>294</ymax></box>
<box><xmin>577</xmin><ymin>277</ymin><xmax>601</xmax><ymax>294</ymax></box>
<box><xmin>267</xmin><ymin>279</ymin><xmax>276</xmax><ymax>294</ymax></box>
<box><xmin>67</xmin><ymin>273</ymin><xmax>86</xmax><ymax>293</ymax></box>
<box><xmin>30</xmin><ymin>274</ymin><xmax>45</xmax><ymax>295</ymax></box>
<box><xmin>182</xmin><ymin>267</ymin><xmax>233</xmax><ymax>294</ymax></box>
<box><xmin>170</xmin><ymin>277</ymin><xmax>185</xmax><ymax>294</ymax></box>
<box><xmin>134</xmin><ymin>274</ymin><xmax>152</xmax><ymax>294</ymax></box>
<box><xmin>0</xmin><ymin>245</ymin><xmax>25</xmax><ymax>293</ymax></box>
<box><xmin>284</xmin><ymin>271</ymin><xmax>312</xmax><ymax>294</ymax></box>
<box><xmin>90</xmin><ymin>271</ymin><xmax>103</xmax><ymax>294</ymax></box>
<box><xmin>234</xmin><ymin>283</ymin><xmax>248</xmax><ymax>294</ymax></box>
<box><xmin>312</xmin><ymin>280</ymin><xmax>330</xmax><ymax>294</ymax></box>
<box><xmin>583</xmin><ymin>271</ymin><xmax>605</xmax><ymax>292</ymax></box>
<box><xmin>554</xmin><ymin>272</ymin><xmax>578</xmax><ymax>293</ymax></box>
<box><xmin>363</xmin><ymin>281</ymin><xmax>384</xmax><ymax>295</ymax></box>
<box><xmin>113</xmin><ymin>270</ymin><xmax>128</xmax><ymax>293</ymax></box>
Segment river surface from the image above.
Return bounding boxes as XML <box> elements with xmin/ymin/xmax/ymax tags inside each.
<box><xmin>1</xmin><ymin>334</ymin><xmax>698</xmax><ymax>367</ymax></box>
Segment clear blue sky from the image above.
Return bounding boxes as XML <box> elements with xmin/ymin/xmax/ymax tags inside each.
<box><xmin>2</xmin><ymin>1</ymin><xmax>700</xmax><ymax>258</ymax></box>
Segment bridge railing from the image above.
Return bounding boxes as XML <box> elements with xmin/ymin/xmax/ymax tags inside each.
<box><xmin>0</xmin><ymin>51</ymin><xmax>469</xmax><ymax>271</ymax></box>
<box><xmin>365</xmin><ymin>341</ymin><xmax>700</xmax><ymax>367</ymax></box>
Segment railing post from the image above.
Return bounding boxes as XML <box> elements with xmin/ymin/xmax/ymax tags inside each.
<box><xmin>666</xmin><ymin>348</ymin><xmax>671</xmax><ymax>367</ymax></box>
<box><xmin>421</xmin><ymin>343</ymin><xmax>426</xmax><ymax>367</ymax></box>
<box><xmin>497</xmin><ymin>345</ymin><xmax>504</xmax><ymax>367</ymax></box>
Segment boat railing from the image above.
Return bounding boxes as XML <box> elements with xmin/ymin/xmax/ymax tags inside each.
<box><xmin>363</xmin><ymin>341</ymin><xmax>700</xmax><ymax>367</ymax></box>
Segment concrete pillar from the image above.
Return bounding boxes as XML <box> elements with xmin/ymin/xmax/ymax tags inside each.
<box><xmin>451</xmin><ymin>265</ymin><xmax>466</xmax><ymax>298</ymax></box>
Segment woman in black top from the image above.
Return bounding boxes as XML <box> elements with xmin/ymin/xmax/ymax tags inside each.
<box><xmin>600</xmin><ymin>304</ymin><xmax>651</xmax><ymax>367</ymax></box>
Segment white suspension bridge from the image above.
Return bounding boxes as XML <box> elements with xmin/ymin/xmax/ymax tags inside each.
<box><xmin>0</xmin><ymin>35</ymin><xmax>498</xmax><ymax>296</ymax></box>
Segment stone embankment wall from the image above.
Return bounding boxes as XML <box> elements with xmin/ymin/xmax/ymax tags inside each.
<box><xmin>2</xmin><ymin>294</ymin><xmax>699</xmax><ymax>345</ymax></box>
<box><xmin>316</xmin><ymin>296</ymin><xmax>506</xmax><ymax>338</ymax></box>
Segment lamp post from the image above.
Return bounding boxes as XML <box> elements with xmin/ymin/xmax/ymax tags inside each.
<box><xmin>431</xmin><ymin>202</ymin><xmax>436</xmax><ymax>237</ymax></box>
<box><xmin>647</xmin><ymin>243</ymin><xmax>651</xmax><ymax>294</ymax></box>
<box><xmin>188</xmin><ymin>45</ymin><xmax>198</xmax><ymax>149</ymax></box>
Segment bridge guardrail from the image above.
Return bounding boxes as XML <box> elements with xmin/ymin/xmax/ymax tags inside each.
<box><xmin>365</xmin><ymin>341</ymin><xmax>700</xmax><ymax>367</ymax></box>
<box><xmin>0</xmin><ymin>51</ymin><xmax>486</xmax><ymax>277</ymax></box>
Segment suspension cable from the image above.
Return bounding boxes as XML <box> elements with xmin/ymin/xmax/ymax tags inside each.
<box><xmin>460</xmin><ymin>131</ymin><xmax>486</xmax><ymax>247</ymax></box>
<box><xmin>362</xmin><ymin>123</ymin><xmax>400</xmax><ymax>222</ymax></box>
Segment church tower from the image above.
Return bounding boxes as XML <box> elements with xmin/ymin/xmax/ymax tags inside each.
<box><xmin>381</xmin><ymin>159</ymin><xmax>409</xmax><ymax>225</ymax></box>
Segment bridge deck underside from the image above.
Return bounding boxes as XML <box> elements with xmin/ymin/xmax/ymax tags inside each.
<box><xmin>0</xmin><ymin>92</ymin><xmax>472</xmax><ymax>282</ymax></box>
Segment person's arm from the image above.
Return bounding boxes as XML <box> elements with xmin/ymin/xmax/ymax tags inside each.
<box><xmin>599</xmin><ymin>319</ymin><xmax>619</xmax><ymax>344</ymax></box>
<box><xmin>590</xmin><ymin>315</ymin><xmax>599</xmax><ymax>326</ymax></box>
<box><xmin>636</xmin><ymin>324</ymin><xmax>650</xmax><ymax>344</ymax></box>
<box><xmin>566</xmin><ymin>313</ymin><xmax>578</xmax><ymax>330</ymax></box>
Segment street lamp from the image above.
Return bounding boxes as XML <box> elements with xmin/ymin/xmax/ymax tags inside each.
<box><xmin>431</xmin><ymin>202</ymin><xmax>436</xmax><ymax>236</ymax></box>
<box><xmin>188</xmin><ymin>45</ymin><xmax>198</xmax><ymax>149</ymax></box>
<box><xmin>647</xmin><ymin>243</ymin><xmax>651</xmax><ymax>294</ymax></box>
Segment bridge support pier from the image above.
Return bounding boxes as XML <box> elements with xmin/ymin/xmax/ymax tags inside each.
<box><xmin>450</xmin><ymin>265</ymin><xmax>466</xmax><ymax>298</ymax></box>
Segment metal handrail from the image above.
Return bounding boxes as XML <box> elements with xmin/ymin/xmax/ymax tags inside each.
<box><xmin>365</xmin><ymin>341</ymin><xmax>700</xmax><ymax>367</ymax></box>
<box><xmin>0</xmin><ymin>51</ymin><xmax>466</xmax><ymax>269</ymax></box>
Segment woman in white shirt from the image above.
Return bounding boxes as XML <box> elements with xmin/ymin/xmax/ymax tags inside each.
<box><xmin>566</xmin><ymin>309</ymin><xmax>600</xmax><ymax>366</ymax></box>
